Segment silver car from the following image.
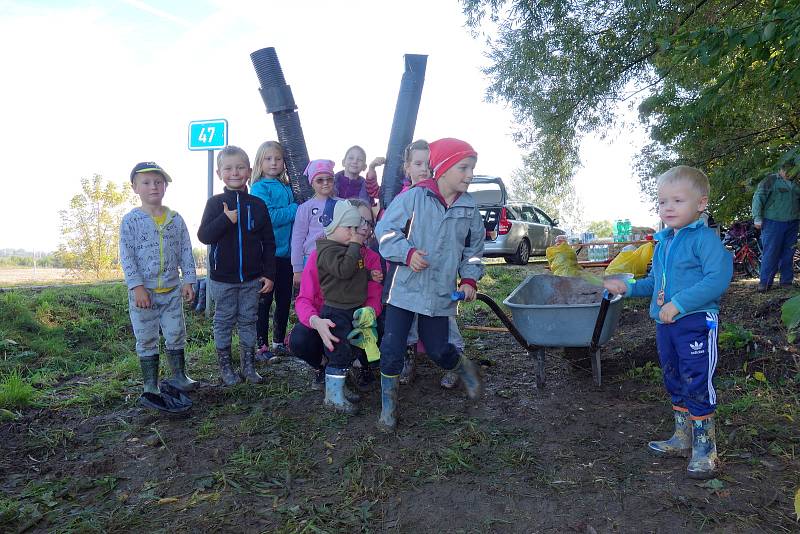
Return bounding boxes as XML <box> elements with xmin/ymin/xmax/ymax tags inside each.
<box><xmin>468</xmin><ymin>176</ymin><xmax>566</xmax><ymax>264</ymax></box>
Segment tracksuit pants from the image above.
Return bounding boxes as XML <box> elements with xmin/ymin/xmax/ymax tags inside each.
<box><xmin>128</xmin><ymin>287</ymin><xmax>186</xmax><ymax>357</ymax></box>
<box><xmin>380</xmin><ymin>304</ymin><xmax>460</xmax><ymax>376</ymax></box>
<box><xmin>759</xmin><ymin>218</ymin><xmax>799</xmax><ymax>287</ymax></box>
<box><xmin>655</xmin><ymin>312</ymin><xmax>719</xmax><ymax>417</ymax></box>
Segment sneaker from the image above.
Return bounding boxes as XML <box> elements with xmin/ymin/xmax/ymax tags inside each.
<box><xmin>271</xmin><ymin>342</ymin><xmax>288</xmax><ymax>356</ymax></box>
<box><xmin>311</xmin><ymin>367</ymin><xmax>325</xmax><ymax>391</ymax></box>
<box><xmin>440</xmin><ymin>371</ymin><xmax>459</xmax><ymax>389</ymax></box>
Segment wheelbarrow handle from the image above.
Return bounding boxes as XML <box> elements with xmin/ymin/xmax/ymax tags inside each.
<box><xmin>473</xmin><ymin>292</ymin><xmax>532</xmax><ymax>351</ymax></box>
<box><xmin>588</xmin><ymin>290</ymin><xmax>612</xmax><ymax>353</ymax></box>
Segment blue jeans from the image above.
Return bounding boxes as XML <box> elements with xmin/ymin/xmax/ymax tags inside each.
<box><xmin>759</xmin><ymin>218</ymin><xmax>799</xmax><ymax>286</ymax></box>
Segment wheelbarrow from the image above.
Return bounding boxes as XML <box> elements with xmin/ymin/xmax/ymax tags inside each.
<box><xmin>464</xmin><ymin>274</ymin><xmax>624</xmax><ymax>388</ymax></box>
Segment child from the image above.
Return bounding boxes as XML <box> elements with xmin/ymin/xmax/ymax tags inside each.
<box><xmin>603</xmin><ymin>165</ymin><xmax>732</xmax><ymax>479</ymax></box>
<box><xmin>374</xmin><ymin>137</ymin><xmax>486</xmax><ymax>431</ymax></box>
<box><xmin>334</xmin><ymin>145</ymin><xmax>380</xmax><ymax>205</ymax></box>
<box><xmin>250</xmin><ymin>141</ymin><xmax>298</xmax><ymax>361</ymax></box>
<box><xmin>120</xmin><ymin>162</ymin><xmax>197</xmax><ymax>397</ymax></box>
<box><xmin>291</xmin><ymin>160</ymin><xmax>338</xmax><ymax>287</ymax></box>
<box><xmin>197</xmin><ymin>146</ymin><xmax>276</xmax><ymax>386</ymax></box>
<box><xmin>315</xmin><ymin>200</ymin><xmax>381</xmax><ymax>413</ymax></box>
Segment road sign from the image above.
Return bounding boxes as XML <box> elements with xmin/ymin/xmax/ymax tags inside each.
<box><xmin>188</xmin><ymin>119</ymin><xmax>228</xmax><ymax>151</ymax></box>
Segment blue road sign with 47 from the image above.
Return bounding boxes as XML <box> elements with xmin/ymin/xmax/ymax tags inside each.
<box><xmin>188</xmin><ymin>119</ymin><xmax>228</xmax><ymax>151</ymax></box>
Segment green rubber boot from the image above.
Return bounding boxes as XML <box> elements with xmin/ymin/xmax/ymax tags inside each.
<box><xmin>687</xmin><ymin>416</ymin><xmax>719</xmax><ymax>479</ymax></box>
<box><xmin>376</xmin><ymin>374</ymin><xmax>399</xmax><ymax>432</ymax></box>
<box><xmin>453</xmin><ymin>355</ymin><xmax>482</xmax><ymax>400</ymax></box>
<box><xmin>323</xmin><ymin>368</ymin><xmax>358</xmax><ymax>415</ymax></box>
<box><xmin>165</xmin><ymin>348</ymin><xmax>198</xmax><ymax>392</ymax></box>
<box><xmin>648</xmin><ymin>407</ymin><xmax>692</xmax><ymax>457</ymax></box>
<box><xmin>139</xmin><ymin>354</ymin><xmax>160</xmax><ymax>394</ymax></box>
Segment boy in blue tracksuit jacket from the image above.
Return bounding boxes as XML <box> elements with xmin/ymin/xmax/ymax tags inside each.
<box><xmin>604</xmin><ymin>165</ymin><xmax>732</xmax><ymax>480</ymax></box>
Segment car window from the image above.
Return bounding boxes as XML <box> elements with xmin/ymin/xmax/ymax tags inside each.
<box><xmin>505</xmin><ymin>206</ymin><xmax>521</xmax><ymax>219</ymax></box>
<box><xmin>535</xmin><ymin>208</ymin><xmax>553</xmax><ymax>225</ymax></box>
<box><xmin>521</xmin><ymin>206</ymin><xmax>540</xmax><ymax>223</ymax></box>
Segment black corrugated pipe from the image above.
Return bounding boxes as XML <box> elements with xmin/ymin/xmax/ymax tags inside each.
<box><xmin>380</xmin><ymin>54</ymin><xmax>428</xmax><ymax>210</ymax></box>
<box><xmin>250</xmin><ymin>47</ymin><xmax>314</xmax><ymax>203</ymax></box>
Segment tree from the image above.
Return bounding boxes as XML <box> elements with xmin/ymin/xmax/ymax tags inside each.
<box><xmin>586</xmin><ymin>220</ymin><xmax>613</xmax><ymax>238</ymax></box>
<box><xmin>462</xmin><ymin>0</ymin><xmax>800</xmax><ymax>224</ymax></box>
<box><xmin>57</xmin><ymin>175</ymin><xmax>135</xmax><ymax>278</ymax></box>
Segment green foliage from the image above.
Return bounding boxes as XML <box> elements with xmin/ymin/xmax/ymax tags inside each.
<box><xmin>586</xmin><ymin>220</ymin><xmax>613</xmax><ymax>237</ymax></box>
<box><xmin>462</xmin><ymin>0</ymin><xmax>800</xmax><ymax>224</ymax></box>
<box><xmin>0</xmin><ymin>369</ymin><xmax>37</xmax><ymax>408</ymax></box>
<box><xmin>780</xmin><ymin>293</ymin><xmax>800</xmax><ymax>342</ymax></box>
<box><xmin>56</xmin><ymin>174</ymin><xmax>135</xmax><ymax>278</ymax></box>
<box><xmin>718</xmin><ymin>323</ymin><xmax>755</xmax><ymax>349</ymax></box>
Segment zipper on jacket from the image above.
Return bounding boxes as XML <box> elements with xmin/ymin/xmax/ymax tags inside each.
<box><xmin>237</xmin><ymin>193</ymin><xmax>244</xmax><ymax>282</ymax></box>
<box><xmin>247</xmin><ymin>205</ymin><xmax>252</xmax><ymax>231</ymax></box>
<box><xmin>157</xmin><ymin>222</ymin><xmax>164</xmax><ymax>290</ymax></box>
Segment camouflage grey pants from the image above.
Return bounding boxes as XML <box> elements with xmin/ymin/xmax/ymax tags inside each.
<box><xmin>212</xmin><ymin>278</ymin><xmax>261</xmax><ymax>350</ymax></box>
<box><xmin>128</xmin><ymin>288</ymin><xmax>186</xmax><ymax>357</ymax></box>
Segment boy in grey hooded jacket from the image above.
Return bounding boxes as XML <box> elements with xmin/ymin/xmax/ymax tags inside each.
<box><xmin>120</xmin><ymin>162</ymin><xmax>197</xmax><ymax>397</ymax></box>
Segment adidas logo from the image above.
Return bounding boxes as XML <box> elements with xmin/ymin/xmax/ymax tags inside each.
<box><xmin>689</xmin><ymin>341</ymin><xmax>704</xmax><ymax>354</ymax></box>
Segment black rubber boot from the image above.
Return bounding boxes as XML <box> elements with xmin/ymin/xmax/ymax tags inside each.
<box><xmin>217</xmin><ymin>347</ymin><xmax>242</xmax><ymax>386</ymax></box>
<box><xmin>240</xmin><ymin>346</ymin><xmax>264</xmax><ymax>384</ymax></box>
<box><xmin>139</xmin><ymin>354</ymin><xmax>160</xmax><ymax>394</ymax></box>
<box><xmin>399</xmin><ymin>345</ymin><xmax>416</xmax><ymax>385</ymax></box>
<box><xmin>165</xmin><ymin>348</ymin><xmax>198</xmax><ymax>392</ymax></box>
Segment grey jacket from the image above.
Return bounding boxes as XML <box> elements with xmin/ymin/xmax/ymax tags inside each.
<box><xmin>376</xmin><ymin>183</ymin><xmax>484</xmax><ymax>316</ymax></box>
<box><xmin>120</xmin><ymin>207</ymin><xmax>197</xmax><ymax>290</ymax></box>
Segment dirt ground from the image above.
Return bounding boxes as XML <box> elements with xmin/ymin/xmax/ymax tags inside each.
<box><xmin>1</xmin><ymin>264</ymin><xmax>799</xmax><ymax>532</ymax></box>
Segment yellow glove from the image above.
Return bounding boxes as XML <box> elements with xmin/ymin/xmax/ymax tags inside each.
<box><xmin>348</xmin><ymin>307</ymin><xmax>380</xmax><ymax>362</ymax></box>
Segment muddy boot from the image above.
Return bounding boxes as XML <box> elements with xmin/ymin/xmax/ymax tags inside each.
<box><xmin>440</xmin><ymin>371</ymin><xmax>459</xmax><ymax>389</ymax></box>
<box><xmin>323</xmin><ymin>368</ymin><xmax>358</xmax><ymax>415</ymax></box>
<box><xmin>165</xmin><ymin>348</ymin><xmax>198</xmax><ymax>392</ymax></box>
<box><xmin>453</xmin><ymin>355</ymin><xmax>482</xmax><ymax>400</ymax></box>
<box><xmin>377</xmin><ymin>374</ymin><xmax>399</xmax><ymax>432</ymax></box>
<box><xmin>648</xmin><ymin>407</ymin><xmax>691</xmax><ymax>457</ymax></box>
<box><xmin>217</xmin><ymin>347</ymin><xmax>242</xmax><ymax>386</ymax></box>
<box><xmin>687</xmin><ymin>416</ymin><xmax>719</xmax><ymax>479</ymax></box>
<box><xmin>399</xmin><ymin>345</ymin><xmax>416</xmax><ymax>385</ymax></box>
<box><xmin>240</xmin><ymin>346</ymin><xmax>264</xmax><ymax>384</ymax></box>
<box><xmin>139</xmin><ymin>354</ymin><xmax>160</xmax><ymax>394</ymax></box>
<box><xmin>344</xmin><ymin>371</ymin><xmax>362</xmax><ymax>403</ymax></box>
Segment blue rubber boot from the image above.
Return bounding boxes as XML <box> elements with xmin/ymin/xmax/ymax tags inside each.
<box><xmin>648</xmin><ymin>407</ymin><xmax>691</xmax><ymax>457</ymax></box>
<box><xmin>687</xmin><ymin>416</ymin><xmax>719</xmax><ymax>479</ymax></box>
<box><xmin>377</xmin><ymin>374</ymin><xmax>399</xmax><ymax>432</ymax></box>
<box><xmin>165</xmin><ymin>349</ymin><xmax>198</xmax><ymax>392</ymax></box>
<box><xmin>139</xmin><ymin>354</ymin><xmax>160</xmax><ymax>394</ymax></box>
<box><xmin>453</xmin><ymin>355</ymin><xmax>482</xmax><ymax>400</ymax></box>
<box><xmin>323</xmin><ymin>368</ymin><xmax>358</xmax><ymax>415</ymax></box>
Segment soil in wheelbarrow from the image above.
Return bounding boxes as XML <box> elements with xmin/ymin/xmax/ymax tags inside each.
<box><xmin>1</xmin><ymin>266</ymin><xmax>798</xmax><ymax>532</ymax></box>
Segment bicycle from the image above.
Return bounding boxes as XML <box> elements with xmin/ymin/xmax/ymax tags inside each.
<box><xmin>722</xmin><ymin>221</ymin><xmax>761</xmax><ymax>279</ymax></box>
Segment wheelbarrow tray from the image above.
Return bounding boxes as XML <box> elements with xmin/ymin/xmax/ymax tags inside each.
<box><xmin>502</xmin><ymin>274</ymin><xmax>623</xmax><ymax>348</ymax></box>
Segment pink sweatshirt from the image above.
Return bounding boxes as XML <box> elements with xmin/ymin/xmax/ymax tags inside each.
<box><xmin>295</xmin><ymin>246</ymin><xmax>383</xmax><ymax>328</ymax></box>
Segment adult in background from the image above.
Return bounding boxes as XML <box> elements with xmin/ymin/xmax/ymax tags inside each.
<box><xmin>752</xmin><ymin>162</ymin><xmax>800</xmax><ymax>292</ymax></box>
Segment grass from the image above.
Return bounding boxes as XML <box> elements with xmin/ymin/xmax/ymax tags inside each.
<box><xmin>0</xmin><ymin>369</ymin><xmax>38</xmax><ymax>408</ymax></box>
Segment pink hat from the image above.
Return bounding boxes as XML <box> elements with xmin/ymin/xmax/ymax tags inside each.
<box><xmin>304</xmin><ymin>159</ymin><xmax>335</xmax><ymax>184</ymax></box>
<box><xmin>428</xmin><ymin>138</ymin><xmax>477</xmax><ymax>179</ymax></box>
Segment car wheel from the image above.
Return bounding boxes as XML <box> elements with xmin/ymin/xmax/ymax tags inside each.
<box><xmin>512</xmin><ymin>239</ymin><xmax>530</xmax><ymax>265</ymax></box>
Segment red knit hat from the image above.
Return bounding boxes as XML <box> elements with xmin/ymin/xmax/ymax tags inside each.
<box><xmin>428</xmin><ymin>138</ymin><xmax>478</xmax><ymax>179</ymax></box>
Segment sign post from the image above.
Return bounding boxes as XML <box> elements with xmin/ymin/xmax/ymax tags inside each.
<box><xmin>189</xmin><ymin>119</ymin><xmax>228</xmax><ymax>318</ymax></box>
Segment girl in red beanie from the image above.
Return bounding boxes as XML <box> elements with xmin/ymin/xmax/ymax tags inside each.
<box><xmin>373</xmin><ymin>137</ymin><xmax>485</xmax><ymax>431</ymax></box>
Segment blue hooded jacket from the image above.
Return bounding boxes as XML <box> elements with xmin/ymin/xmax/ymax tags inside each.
<box><xmin>250</xmin><ymin>178</ymin><xmax>298</xmax><ymax>259</ymax></box>
<box><xmin>625</xmin><ymin>219</ymin><xmax>733</xmax><ymax>322</ymax></box>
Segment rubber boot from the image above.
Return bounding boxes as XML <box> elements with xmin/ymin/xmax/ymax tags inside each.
<box><xmin>453</xmin><ymin>355</ymin><xmax>482</xmax><ymax>400</ymax></box>
<box><xmin>687</xmin><ymin>416</ymin><xmax>719</xmax><ymax>479</ymax></box>
<box><xmin>139</xmin><ymin>354</ymin><xmax>160</xmax><ymax>394</ymax></box>
<box><xmin>399</xmin><ymin>345</ymin><xmax>416</xmax><ymax>385</ymax></box>
<box><xmin>344</xmin><ymin>371</ymin><xmax>361</xmax><ymax>403</ymax></box>
<box><xmin>216</xmin><ymin>347</ymin><xmax>242</xmax><ymax>386</ymax></box>
<box><xmin>377</xmin><ymin>374</ymin><xmax>399</xmax><ymax>432</ymax></box>
<box><xmin>165</xmin><ymin>348</ymin><xmax>198</xmax><ymax>392</ymax></box>
<box><xmin>648</xmin><ymin>407</ymin><xmax>691</xmax><ymax>457</ymax></box>
<box><xmin>240</xmin><ymin>346</ymin><xmax>264</xmax><ymax>384</ymax></box>
<box><xmin>323</xmin><ymin>368</ymin><xmax>358</xmax><ymax>414</ymax></box>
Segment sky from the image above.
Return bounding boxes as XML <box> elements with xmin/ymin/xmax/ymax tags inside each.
<box><xmin>0</xmin><ymin>0</ymin><xmax>659</xmax><ymax>252</ymax></box>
